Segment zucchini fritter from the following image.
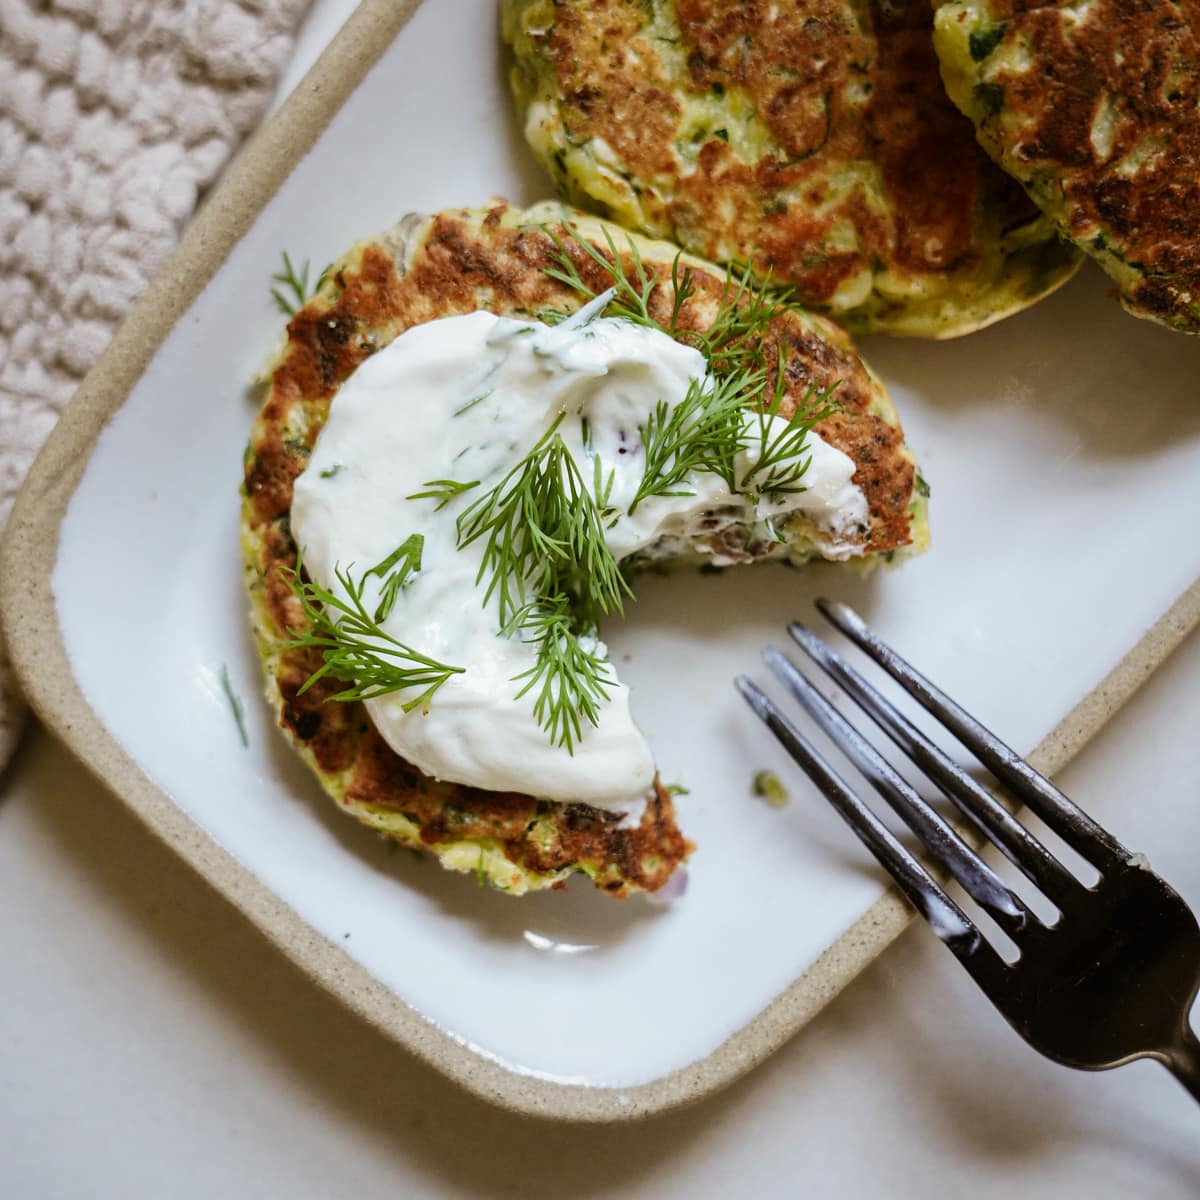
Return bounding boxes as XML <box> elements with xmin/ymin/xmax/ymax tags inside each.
<box><xmin>241</xmin><ymin>201</ymin><xmax>926</xmax><ymax>896</ymax></box>
<box><xmin>503</xmin><ymin>0</ymin><xmax>1081</xmax><ymax>337</ymax></box>
<box><xmin>935</xmin><ymin>0</ymin><xmax>1200</xmax><ymax>334</ymax></box>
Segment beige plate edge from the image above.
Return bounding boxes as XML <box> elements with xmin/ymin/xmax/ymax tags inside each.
<box><xmin>3</xmin><ymin>0</ymin><xmax>1200</xmax><ymax>1123</ymax></box>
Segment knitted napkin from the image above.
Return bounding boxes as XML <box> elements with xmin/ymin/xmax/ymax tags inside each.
<box><xmin>0</xmin><ymin>0</ymin><xmax>312</xmax><ymax>769</ymax></box>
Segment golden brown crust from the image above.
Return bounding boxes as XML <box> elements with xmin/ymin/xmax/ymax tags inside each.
<box><xmin>242</xmin><ymin>202</ymin><xmax>918</xmax><ymax>895</ymax></box>
<box><xmin>935</xmin><ymin>0</ymin><xmax>1200</xmax><ymax>332</ymax></box>
<box><xmin>674</xmin><ymin>0</ymin><xmax>986</xmax><ymax>283</ymax></box>
<box><xmin>344</xmin><ymin>728</ymin><xmax>690</xmax><ymax>895</ymax></box>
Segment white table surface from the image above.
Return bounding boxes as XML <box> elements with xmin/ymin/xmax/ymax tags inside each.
<box><xmin>3</xmin><ymin>5</ymin><xmax>1198</xmax><ymax>1195</ymax></box>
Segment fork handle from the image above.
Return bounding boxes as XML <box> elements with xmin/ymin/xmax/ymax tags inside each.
<box><xmin>1163</xmin><ymin>1025</ymin><xmax>1200</xmax><ymax>1106</ymax></box>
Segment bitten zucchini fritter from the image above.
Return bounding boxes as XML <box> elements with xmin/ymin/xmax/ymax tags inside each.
<box><xmin>241</xmin><ymin>201</ymin><xmax>927</xmax><ymax>896</ymax></box>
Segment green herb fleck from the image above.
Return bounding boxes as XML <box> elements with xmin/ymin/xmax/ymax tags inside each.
<box><xmin>476</xmin><ymin>847</ymin><xmax>487</xmax><ymax>889</ymax></box>
<box><xmin>220</xmin><ymin>665</ymin><xmax>249</xmax><ymax>748</ymax></box>
<box><xmin>752</xmin><ymin>769</ymin><xmax>789</xmax><ymax>808</ymax></box>
<box><xmin>454</xmin><ymin>390</ymin><xmax>492</xmax><ymax>417</ymax></box>
<box><xmin>665</xmin><ymin>782</ymin><xmax>690</xmax><ymax>797</ymax></box>
<box><xmin>969</xmin><ymin>24</ymin><xmax>1006</xmax><ymax>62</ymax></box>
<box><xmin>914</xmin><ymin>471</ymin><xmax>931</xmax><ymax>499</ymax></box>
<box><xmin>319</xmin><ymin>464</ymin><xmax>344</xmax><ymax>479</ymax></box>
<box><xmin>973</xmin><ymin>82</ymin><xmax>1005</xmax><ymax>119</ymax></box>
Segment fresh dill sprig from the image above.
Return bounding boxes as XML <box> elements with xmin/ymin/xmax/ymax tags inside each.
<box><xmin>271</xmin><ymin>251</ymin><xmax>312</xmax><ymax>317</ymax></box>
<box><xmin>742</xmin><ymin>380</ymin><xmax>842</xmax><ymax>499</ymax></box>
<box><xmin>507</xmin><ymin>597</ymin><xmax>616</xmax><ymax>754</ymax></box>
<box><xmin>627</xmin><ymin>366</ymin><xmax>764</xmax><ymax>514</ymax></box>
<box><xmin>363</xmin><ymin>534</ymin><xmax>424</xmax><ymax>623</ymax></box>
<box><xmin>219</xmin><ymin>665</ymin><xmax>249</xmax><ymax>748</ymax></box>
<box><xmin>410</xmin><ymin>413</ymin><xmax>629</xmax><ymax>750</ymax></box>
<box><xmin>284</xmin><ymin>549</ymin><xmax>463</xmax><ymax>709</ymax></box>
<box><xmin>544</xmin><ymin>224</ymin><xmax>657</xmax><ymax>327</ymax></box>
<box><xmin>693</xmin><ymin>266</ymin><xmax>794</xmax><ymax>380</ymax></box>
<box><xmin>542</xmin><ymin>222</ymin><xmax>842</xmax><ymax>507</ymax></box>
<box><xmin>543</xmin><ymin>222</ymin><xmax>795</xmax><ymax>383</ymax></box>
<box><xmin>406</xmin><ymin>478</ymin><xmax>480</xmax><ymax>512</ymax></box>
<box><xmin>668</xmin><ymin>254</ymin><xmax>698</xmax><ymax>333</ymax></box>
<box><xmin>455</xmin><ymin>414</ymin><xmax>631</xmax><ymax>630</ymax></box>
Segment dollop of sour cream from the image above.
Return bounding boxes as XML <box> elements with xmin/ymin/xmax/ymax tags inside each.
<box><xmin>291</xmin><ymin>309</ymin><xmax>868</xmax><ymax>813</ymax></box>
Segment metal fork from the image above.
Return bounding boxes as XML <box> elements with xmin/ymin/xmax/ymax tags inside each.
<box><xmin>736</xmin><ymin>599</ymin><xmax>1200</xmax><ymax>1103</ymax></box>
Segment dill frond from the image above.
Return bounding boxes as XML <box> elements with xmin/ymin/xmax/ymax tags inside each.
<box><xmin>544</xmin><ymin>224</ymin><xmax>658</xmax><ymax>327</ymax></box>
<box><xmin>271</xmin><ymin>251</ymin><xmax>312</xmax><ymax>317</ymax></box>
<box><xmin>412</xmin><ymin>412</ymin><xmax>630</xmax><ymax>751</ymax></box>
<box><xmin>541</xmin><ymin>222</ymin><xmax>845</xmax><ymax>502</ymax></box>
<box><xmin>507</xmin><ymin>598</ymin><xmax>616</xmax><ymax>755</ymax></box>
<box><xmin>363</xmin><ymin>533</ymin><xmax>425</xmax><ymax>623</ymax></box>
<box><xmin>742</xmin><ymin>381</ymin><xmax>842</xmax><ymax>498</ymax></box>
<box><xmin>542</xmin><ymin>222</ymin><xmax>796</xmax><ymax>383</ymax></box>
<box><xmin>406</xmin><ymin>478</ymin><xmax>481</xmax><ymax>512</ymax></box>
<box><xmin>689</xmin><ymin>264</ymin><xmax>794</xmax><ymax>379</ymax></box>
<box><xmin>455</xmin><ymin>414</ymin><xmax>631</xmax><ymax>631</ymax></box>
<box><xmin>627</xmin><ymin>366</ymin><xmax>764</xmax><ymax>514</ymax></box>
<box><xmin>284</xmin><ymin>549</ymin><xmax>462</xmax><ymax>710</ymax></box>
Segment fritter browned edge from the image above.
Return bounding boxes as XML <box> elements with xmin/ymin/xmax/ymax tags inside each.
<box><xmin>969</xmin><ymin>0</ymin><xmax>1200</xmax><ymax>332</ymax></box>
<box><xmin>243</xmin><ymin>203</ymin><xmax>914</xmax><ymax>895</ymax></box>
<box><xmin>519</xmin><ymin>0</ymin><xmax>1053</xmax><ymax>313</ymax></box>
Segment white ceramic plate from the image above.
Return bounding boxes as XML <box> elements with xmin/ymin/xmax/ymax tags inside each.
<box><xmin>6</xmin><ymin>0</ymin><xmax>1200</xmax><ymax>1120</ymax></box>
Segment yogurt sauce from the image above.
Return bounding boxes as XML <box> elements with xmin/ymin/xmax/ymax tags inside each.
<box><xmin>291</xmin><ymin>307</ymin><xmax>868</xmax><ymax>814</ymax></box>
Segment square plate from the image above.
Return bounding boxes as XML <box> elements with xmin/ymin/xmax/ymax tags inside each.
<box><xmin>3</xmin><ymin>0</ymin><xmax>1200</xmax><ymax>1121</ymax></box>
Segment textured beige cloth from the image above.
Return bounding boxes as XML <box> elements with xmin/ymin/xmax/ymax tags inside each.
<box><xmin>0</xmin><ymin>0</ymin><xmax>312</xmax><ymax>768</ymax></box>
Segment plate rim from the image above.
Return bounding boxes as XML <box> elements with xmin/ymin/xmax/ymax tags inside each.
<box><xmin>3</xmin><ymin>0</ymin><xmax>1199</xmax><ymax>1123</ymax></box>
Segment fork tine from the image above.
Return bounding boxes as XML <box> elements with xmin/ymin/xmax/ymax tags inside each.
<box><xmin>735</xmin><ymin>677</ymin><xmax>1007</xmax><ymax>987</ymax></box>
<box><xmin>815</xmin><ymin>599</ymin><xmax>1127</xmax><ymax>872</ymax></box>
<box><xmin>787</xmin><ymin>621</ymin><xmax>1078</xmax><ymax>902</ymax></box>
<box><xmin>763</xmin><ymin>648</ymin><xmax>1033</xmax><ymax>937</ymax></box>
